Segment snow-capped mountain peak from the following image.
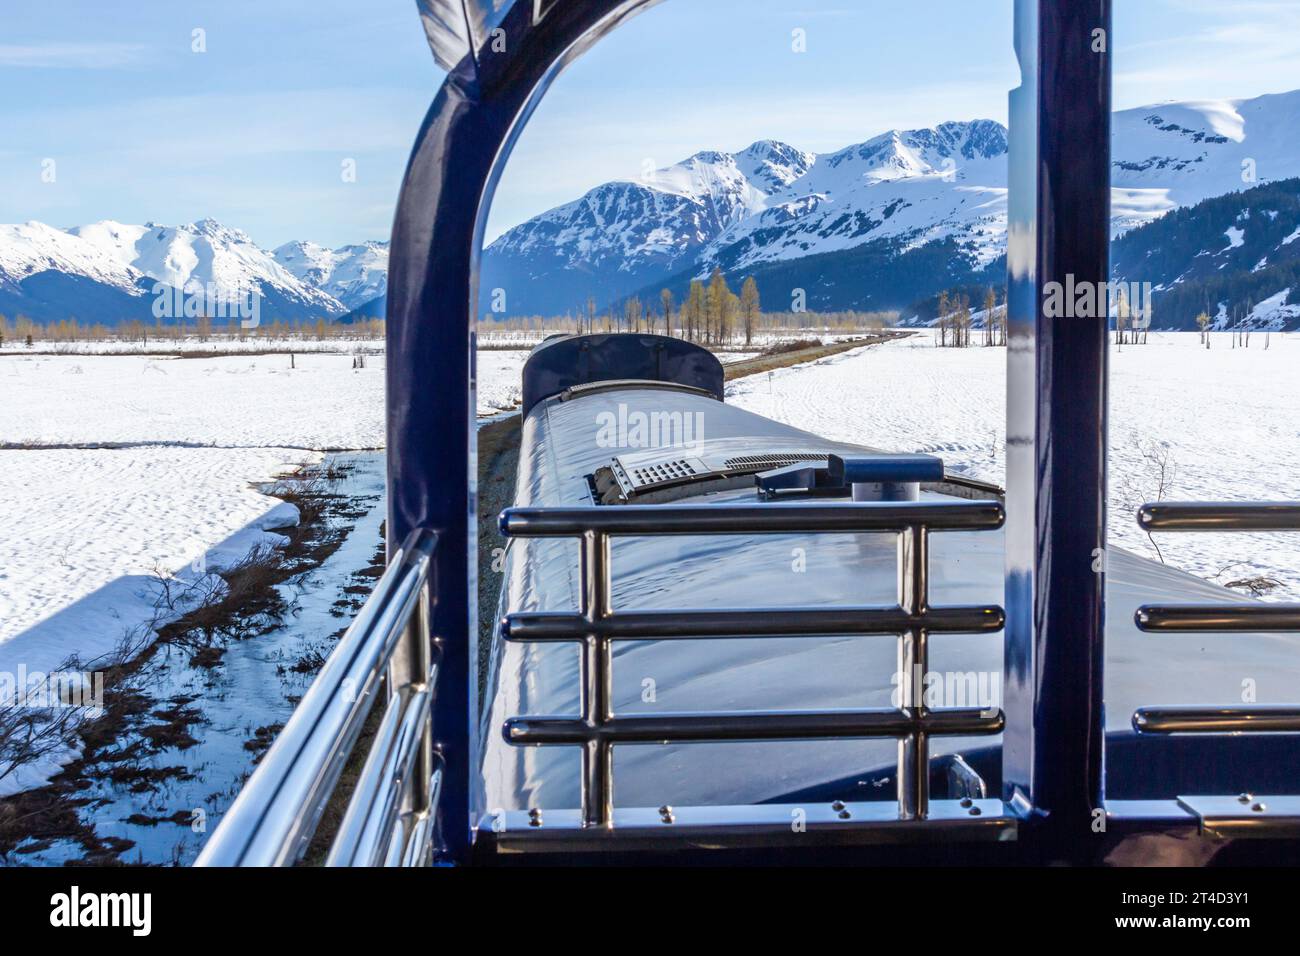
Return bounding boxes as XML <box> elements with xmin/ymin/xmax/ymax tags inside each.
<box><xmin>0</xmin><ymin>220</ymin><xmax>143</xmax><ymax>294</ymax></box>
<box><xmin>62</xmin><ymin>219</ymin><xmax>337</xmax><ymax>316</ymax></box>
<box><xmin>272</xmin><ymin>239</ymin><xmax>389</xmax><ymax>310</ymax></box>
<box><xmin>821</xmin><ymin>120</ymin><xmax>1008</xmax><ymax>183</ymax></box>
<box><xmin>1111</xmin><ymin>88</ymin><xmax>1300</xmax><ymax>234</ymax></box>
<box><xmin>1</xmin><ymin>219</ymin><xmax>390</xmax><ymax>322</ymax></box>
<box><xmin>481</xmin><ymin>94</ymin><xmax>1300</xmax><ymax>318</ymax></box>
<box><xmin>480</xmin><ymin>118</ymin><xmax>1010</xmax><ymax>315</ymax></box>
<box><xmin>734</xmin><ymin>140</ymin><xmax>817</xmax><ymax>191</ymax></box>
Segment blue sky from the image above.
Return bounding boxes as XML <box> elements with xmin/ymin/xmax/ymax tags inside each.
<box><xmin>4</xmin><ymin>1</ymin><xmax>1300</xmax><ymax>248</ymax></box>
<box><xmin>0</xmin><ymin>2</ymin><xmax>435</xmax><ymax>248</ymax></box>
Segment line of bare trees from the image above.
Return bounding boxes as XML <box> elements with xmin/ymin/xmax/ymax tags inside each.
<box><xmin>564</xmin><ymin>269</ymin><xmax>763</xmax><ymax>345</ymax></box>
<box><xmin>936</xmin><ymin>288</ymin><xmax>1006</xmax><ymax>347</ymax></box>
<box><xmin>1193</xmin><ymin>300</ymin><xmax>1272</xmax><ymax>350</ymax></box>
<box><xmin>487</xmin><ymin>271</ymin><xmax>896</xmax><ymax>346</ymax></box>
<box><xmin>0</xmin><ymin>314</ymin><xmax>386</xmax><ymax>346</ymax></box>
<box><xmin>1113</xmin><ymin>287</ymin><xmax>1148</xmax><ymax>346</ymax></box>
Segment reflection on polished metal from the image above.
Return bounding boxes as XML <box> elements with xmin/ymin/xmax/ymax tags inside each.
<box><xmin>1175</xmin><ymin>795</ymin><xmax>1300</xmax><ymax>839</ymax></box>
<box><xmin>195</xmin><ymin>529</ymin><xmax>439</xmax><ymax>867</ymax></box>
<box><xmin>1133</xmin><ymin>501</ymin><xmax>1300</xmax><ymax>764</ymax></box>
<box><xmin>1133</xmin><ymin>706</ymin><xmax>1300</xmax><ymax>734</ymax></box>
<box><xmin>501</xmin><ymin>500</ymin><xmax>1005</xmax><ymax>536</ymax></box>
<box><xmin>477</xmin><ymin>800</ymin><xmax>1017</xmax><ymax>854</ymax></box>
<box><xmin>504</xmin><ymin>606</ymin><xmax>1004</xmax><ymax>640</ymax></box>
<box><xmin>1137</xmin><ymin>501</ymin><xmax>1300</xmax><ymax>533</ymax></box>
<box><xmin>1136</xmin><ymin>604</ymin><xmax>1300</xmax><ymax>633</ymax></box>
<box><xmin>499</xmin><ymin>500</ymin><xmax>1006</xmax><ymax>829</ymax></box>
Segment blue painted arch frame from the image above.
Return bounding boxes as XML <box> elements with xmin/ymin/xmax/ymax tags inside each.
<box><xmin>385</xmin><ymin>0</ymin><xmax>1111</xmax><ymax>863</ymax></box>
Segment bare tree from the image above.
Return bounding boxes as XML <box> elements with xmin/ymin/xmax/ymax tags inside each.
<box><xmin>1117</xmin><ymin>437</ymin><xmax>1178</xmax><ymax>564</ymax></box>
<box><xmin>740</xmin><ymin>277</ymin><xmax>761</xmax><ymax>346</ymax></box>
<box><xmin>1195</xmin><ymin>310</ymin><xmax>1211</xmax><ymax>348</ymax></box>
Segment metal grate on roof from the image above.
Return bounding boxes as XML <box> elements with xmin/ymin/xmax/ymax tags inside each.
<box><xmin>723</xmin><ymin>453</ymin><xmax>828</xmax><ymax>472</ymax></box>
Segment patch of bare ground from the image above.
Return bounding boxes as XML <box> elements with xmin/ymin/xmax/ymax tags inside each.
<box><xmin>477</xmin><ymin>415</ymin><xmax>522</xmax><ymax>704</ymax></box>
<box><xmin>0</xmin><ymin>460</ymin><xmax>368</xmax><ymax>864</ymax></box>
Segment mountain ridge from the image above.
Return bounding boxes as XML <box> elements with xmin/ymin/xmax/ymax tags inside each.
<box><xmin>7</xmin><ymin>89</ymin><xmax>1300</xmax><ymax>329</ymax></box>
<box><xmin>480</xmin><ymin>90</ymin><xmax>1300</xmax><ymax>322</ymax></box>
<box><xmin>0</xmin><ymin>219</ymin><xmax>389</xmax><ymax>324</ymax></box>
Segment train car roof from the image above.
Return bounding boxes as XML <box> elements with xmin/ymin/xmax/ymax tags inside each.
<box><xmin>481</xmin><ymin>384</ymin><xmax>1300</xmax><ymax>812</ymax></box>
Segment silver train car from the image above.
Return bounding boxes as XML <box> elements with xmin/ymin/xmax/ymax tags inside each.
<box><xmin>478</xmin><ymin>333</ymin><xmax>1300</xmax><ymax>819</ymax></box>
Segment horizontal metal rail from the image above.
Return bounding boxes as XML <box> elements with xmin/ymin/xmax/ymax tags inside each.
<box><xmin>506</xmin><ymin>708</ymin><xmax>1004</xmax><ymax>745</ymax></box>
<box><xmin>1106</xmin><ymin>796</ymin><xmax>1300</xmax><ymax>840</ymax></box>
<box><xmin>1137</xmin><ymin>501</ymin><xmax>1300</xmax><ymax>533</ymax></box>
<box><xmin>196</xmin><ymin>528</ymin><xmax>438</xmax><ymax>867</ymax></box>
<box><xmin>479</xmin><ymin>799</ymin><xmax>1016</xmax><ymax>854</ymax></box>
<box><xmin>1136</xmin><ymin>604</ymin><xmax>1300</xmax><ymax>633</ymax></box>
<box><xmin>1133</xmin><ymin>501</ymin><xmax>1300</xmax><ymax>744</ymax></box>
<box><xmin>503</xmin><ymin>606</ymin><xmax>1004</xmax><ymax>641</ymax></box>
<box><xmin>498</xmin><ymin>499</ymin><xmax>1006</xmax><ymax>831</ymax></box>
<box><xmin>501</xmin><ymin>499</ymin><xmax>1005</xmax><ymax>537</ymax></box>
<box><xmin>1133</xmin><ymin>706</ymin><xmax>1300</xmax><ymax>734</ymax></box>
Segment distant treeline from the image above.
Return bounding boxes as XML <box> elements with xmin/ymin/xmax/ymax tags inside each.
<box><xmin>483</xmin><ymin>267</ymin><xmax>898</xmax><ymax>345</ymax></box>
<box><xmin>0</xmin><ymin>314</ymin><xmax>386</xmax><ymax>344</ymax></box>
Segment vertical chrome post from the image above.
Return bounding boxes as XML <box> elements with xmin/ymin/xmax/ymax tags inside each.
<box><xmin>579</xmin><ymin>530</ymin><xmax>614</xmax><ymax>826</ymax></box>
<box><xmin>1004</xmin><ymin>0</ymin><xmax>1110</xmax><ymax>859</ymax></box>
<box><xmin>897</xmin><ymin>524</ymin><xmax>930</xmax><ymax>819</ymax></box>
<box><xmin>388</xmin><ymin>572</ymin><xmax>435</xmax><ymax>851</ymax></box>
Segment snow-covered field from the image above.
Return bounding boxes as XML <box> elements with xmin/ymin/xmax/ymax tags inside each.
<box><xmin>15</xmin><ymin>335</ymin><xmax>386</xmax><ymax>356</ymax></box>
<box><xmin>729</xmin><ymin>330</ymin><xmax>1300</xmax><ymax>599</ymax></box>
<box><xmin>3</xmin><ymin>352</ymin><xmax>384</xmax><ymax>449</ymax></box>
<box><xmin>0</xmin><ymin>446</ymin><xmax>305</xmax><ymax>669</ymax></box>
<box><xmin>0</xmin><ymin>352</ymin><xmax>383</xmax><ymax>800</ymax></box>
<box><xmin>3</xmin><ymin>329</ymin><xmax>1294</xmax><ymax>809</ymax></box>
<box><xmin>2</xmin><ymin>347</ymin><xmax>532</xmax><ymax>447</ymax></box>
<box><xmin>6</xmin><ymin>331</ymin><xmax>1293</xmax><ymax>680</ymax></box>
<box><xmin>0</xmin><ymin>348</ymin><xmax>522</xmax><ymax>715</ymax></box>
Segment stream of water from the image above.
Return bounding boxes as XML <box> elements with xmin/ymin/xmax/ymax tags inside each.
<box><xmin>14</xmin><ymin>452</ymin><xmax>385</xmax><ymax>865</ymax></box>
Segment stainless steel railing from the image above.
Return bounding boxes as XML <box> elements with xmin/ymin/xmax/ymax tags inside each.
<box><xmin>498</xmin><ymin>500</ymin><xmax>1006</xmax><ymax>829</ymax></box>
<box><xmin>1133</xmin><ymin>502</ymin><xmax>1300</xmax><ymax>735</ymax></box>
<box><xmin>195</xmin><ymin>528</ymin><xmax>439</xmax><ymax>867</ymax></box>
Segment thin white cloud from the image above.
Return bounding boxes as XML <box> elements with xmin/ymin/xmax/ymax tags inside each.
<box><xmin>0</xmin><ymin>42</ymin><xmax>147</xmax><ymax>69</ymax></box>
<box><xmin>12</xmin><ymin>88</ymin><xmax>427</xmax><ymax>159</ymax></box>
<box><xmin>1113</xmin><ymin>3</ymin><xmax>1300</xmax><ymax>110</ymax></box>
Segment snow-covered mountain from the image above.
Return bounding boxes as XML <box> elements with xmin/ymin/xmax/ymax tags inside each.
<box><xmin>346</xmin><ymin>119</ymin><xmax>1019</xmax><ymax>319</ymax></box>
<box><xmin>0</xmin><ymin>219</ymin><xmax>388</xmax><ymax>324</ymax></box>
<box><xmin>0</xmin><ymin>220</ymin><xmax>141</xmax><ymax>293</ymax></box>
<box><xmin>6</xmin><ymin>90</ymin><xmax>1298</xmax><ymax>326</ymax></box>
<box><xmin>272</xmin><ymin>240</ymin><xmax>389</xmax><ymax>310</ymax></box>
<box><xmin>481</xmin><ymin>123</ymin><xmax>1008</xmax><ymax>316</ymax></box>
<box><xmin>479</xmin><ymin>140</ymin><xmax>815</xmax><ymax>316</ymax></box>
<box><xmin>483</xmin><ymin>90</ymin><xmax>1300</xmax><ymax>316</ymax></box>
<box><xmin>1111</xmin><ymin>176</ymin><xmax>1300</xmax><ymax>329</ymax></box>
<box><xmin>704</xmin><ymin>122</ymin><xmax>1009</xmax><ymax>274</ymax></box>
<box><xmin>1111</xmin><ymin>91</ymin><xmax>1300</xmax><ymax>234</ymax></box>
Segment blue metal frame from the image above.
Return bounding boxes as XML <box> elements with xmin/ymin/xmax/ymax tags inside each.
<box><xmin>386</xmin><ymin>0</ymin><xmax>1300</xmax><ymax>865</ymax></box>
<box><xmin>388</xmin><ymin>0</ymin><xmax>1108</xmax><ymax>865</ymax></box>
<box><xmin>1003</xmin><ymin>0</ymin><xmax>1111</xmax><ymax>863</ymax></box>
<box><xmin>387</xmin><ymin>1</ymin><xmax>661</xmax><ymax>862</ymax></box>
